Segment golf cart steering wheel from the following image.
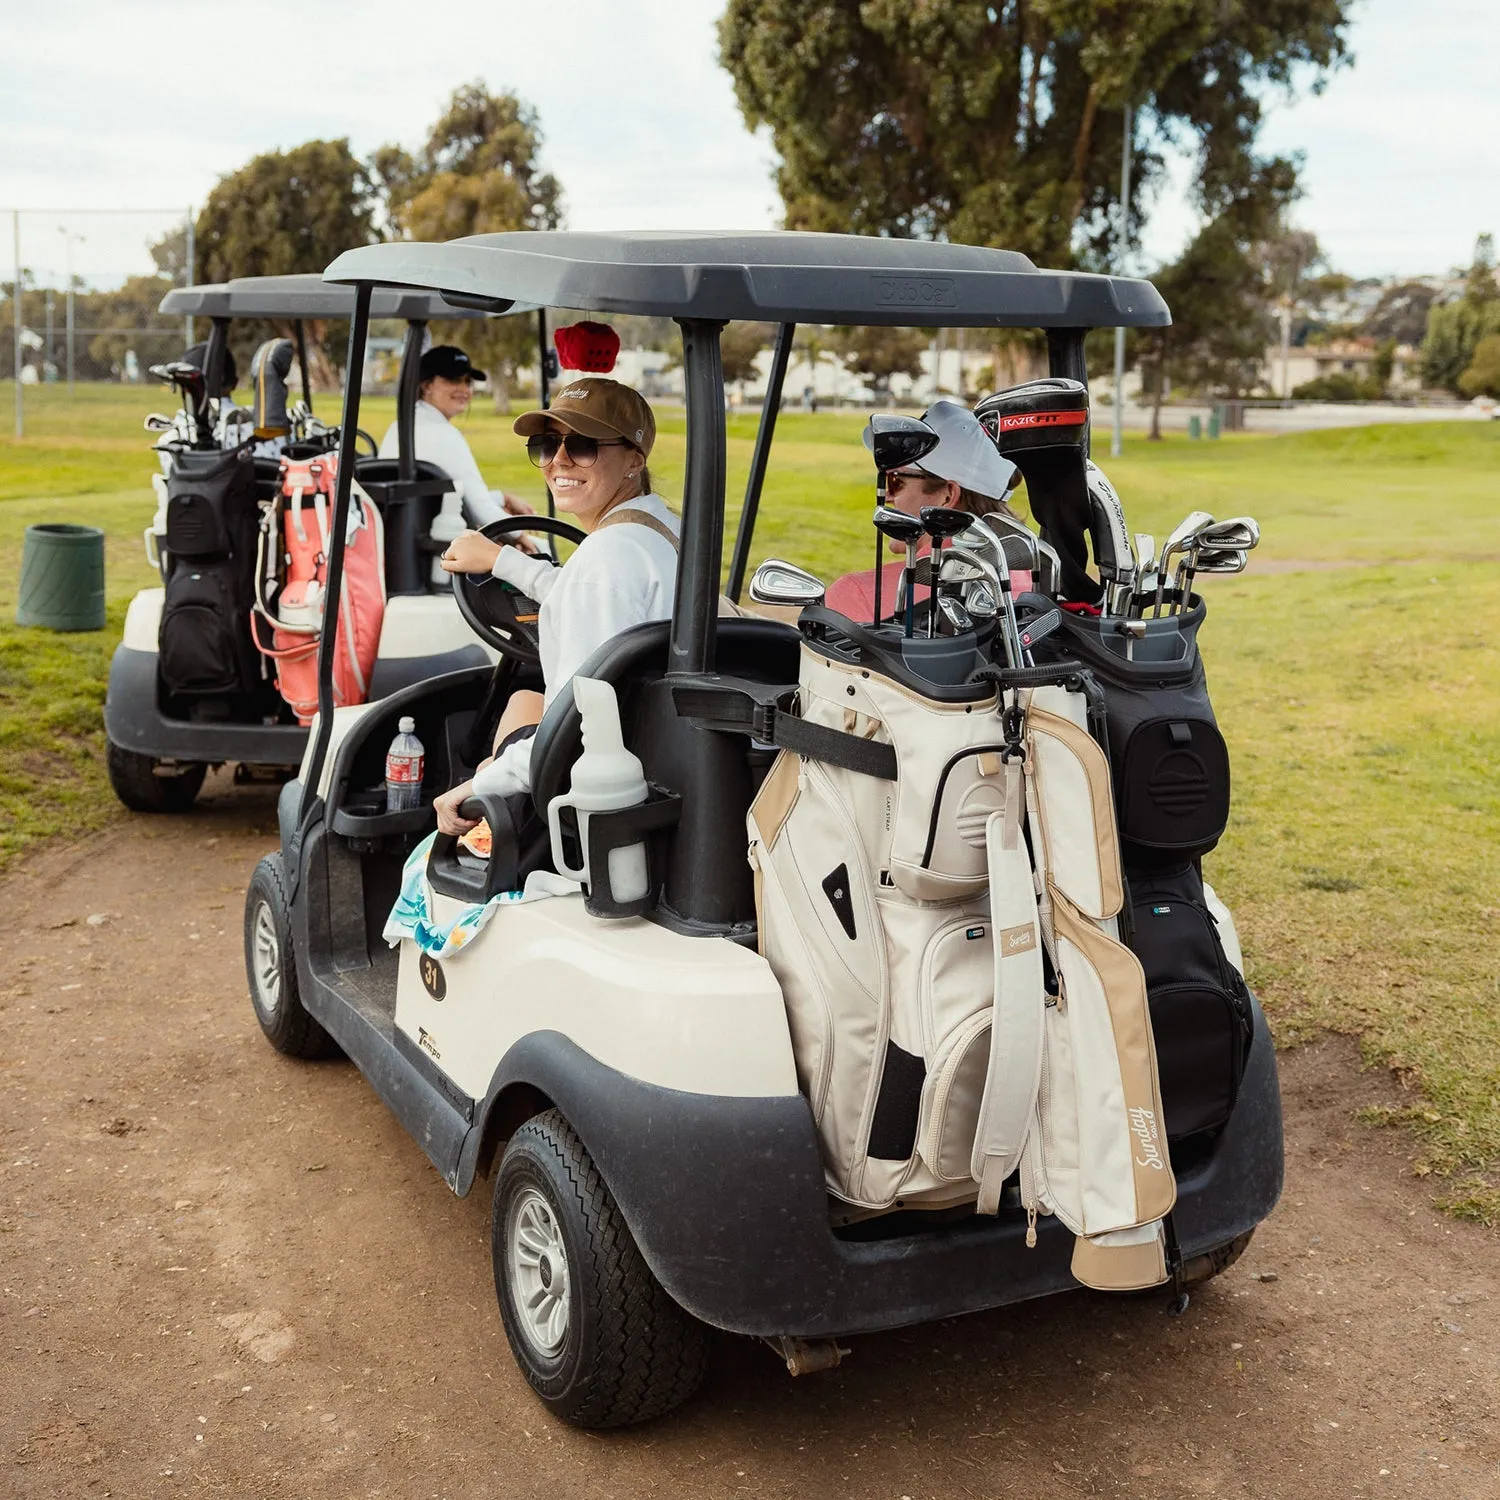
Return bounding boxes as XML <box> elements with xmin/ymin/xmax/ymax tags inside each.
<box><xmin>452</xmin><ymin>514</ymin><xmax>587</xmax><ymax>667</ymax></box>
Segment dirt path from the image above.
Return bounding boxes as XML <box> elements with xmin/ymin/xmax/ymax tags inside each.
<box><xmin>3</xmin><ymin>777</ymin><xmax>1497</xmax><ymax>1499</ymax></box>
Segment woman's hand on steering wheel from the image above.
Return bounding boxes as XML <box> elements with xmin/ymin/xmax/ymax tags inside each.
<box><xmin>440</xmin><ymin>529</ymin><xmax>505</xmax><ymax>577</ymax></box>
<box><xmin>449</xmin><ymin>513</ymin><xmax>589</xmax><ymax>667</ymax></box>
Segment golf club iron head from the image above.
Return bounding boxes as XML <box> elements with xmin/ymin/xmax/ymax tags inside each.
<box><xmin>1191</xmin><ymin>546</ymin><xmax>1248</xmax><ymax>574</ymax></box>
<box><xmin>1155</xmin><ymin>510</ymin><xmax>1215</xmax><ymax>616</ymax></box>
<box><xmin>748</xmin><ymin>558</ymin><xmax>827</xmax><ymax>609</ymax></box>
<box><xmin>936</xmin><ymin>596</ymin><xmax>973</xmax><ymax>636</ymax></box>
<box><xmin>1198</xmin><ymin>516</ymin><xmax>1260</xmax><ymax>552</ymax></box>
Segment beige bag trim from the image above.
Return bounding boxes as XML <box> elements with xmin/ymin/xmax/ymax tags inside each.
<box><xmin>594</xmin><ymin>505</ymin><xmax>743</xmax><ymax>617</ymax></box>
<box><xmin>1027</xmin><ymin>705</ymin><xmax>1124</xmax><ymax>919</ymax></box>
<box><xmin>1071</xmin><ymin>1227</ymin><xmax>1168</xmax><ymax>1291</ymax></box>
<box><xmin>1050</xmin><ymin>890</ymin><xmax>1176</xmax><ymax>1226</ymax></box>
<box><xmin>748</xmin><ymin>750</ymin><xmax>800</xmax><ymax>852</ymax></box>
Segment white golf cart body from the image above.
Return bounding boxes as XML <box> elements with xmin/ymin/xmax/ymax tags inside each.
<box><xmin>103</xmin><ymin>275</ymin><xmax>540</xmax><ymax>790</ymax></box>
<box><xmin>250</xmin><ymin>232</ymin><xmax>1283</xmax><ymax>1420</ymax></box>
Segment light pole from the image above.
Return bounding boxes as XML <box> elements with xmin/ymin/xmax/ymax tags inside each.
<box><xmin>1111</xmin><ymin>103</ymin><xmax>1133</xmax><ymax>460</ymax></box>
<box><xmin>184</xmin><ymin>207</ymin><xmax>195</xmax><ymax>347</ymax></box>
<box><xmin>58</xmin><ymin>229</ymin><xmax>83</xmax><ymax>398</ymax></box>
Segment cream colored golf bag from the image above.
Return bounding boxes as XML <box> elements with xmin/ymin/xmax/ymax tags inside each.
<box><xmin>748</xmin><ymin>645</ymin><xmax>1175</xmax><ymax>1289</ymax></box>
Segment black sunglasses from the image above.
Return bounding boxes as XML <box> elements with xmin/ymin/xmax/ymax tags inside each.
<box><xmin>525</xmin><ymin>432</ymin><xmax>629</xmax><ymax>469</ymax></box>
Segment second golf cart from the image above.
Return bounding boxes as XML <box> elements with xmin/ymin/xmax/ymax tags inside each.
<box><xmin>104</xmin><ymin>274</ymin><xmax>541</xmax><ymax>812</ymax></box>
<box><xmin>244</xmin><ymin>231</ymin><xmax>1283</xmax><ymax>1428</ymax></box>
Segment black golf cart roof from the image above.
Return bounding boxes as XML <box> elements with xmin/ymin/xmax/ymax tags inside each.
<box><xmin>160</xmin><ymin>273</ymin><xmax>536</xmax><ymax>322</ymax></box>
<box><xmin>323</xmin><ymin>231</ymin><xmax>1169</xmax><ymax>328</ymax></box>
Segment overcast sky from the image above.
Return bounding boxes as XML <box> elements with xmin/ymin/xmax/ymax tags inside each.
<box><xmin>3</xmin><ymin>0</ymin><xmax>1496</xmax><ymax>291</ymax></box>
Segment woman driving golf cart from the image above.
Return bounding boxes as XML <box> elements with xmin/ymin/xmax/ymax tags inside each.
<box><xmin>826</xmin><ymin>399</ymin><xmax>1021</xmax><ymax>620</ymax></box>
<box><xmin>431</xmin><ymin>377</ymin><xmax>675</xmax><ymax>837</ymax></box>
<box><xmin>377</xmin><ymin>344</ymin><xmax>532</xmax><ymax>527</ymax></box>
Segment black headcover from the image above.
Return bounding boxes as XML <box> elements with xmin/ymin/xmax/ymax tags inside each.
<box><xmin>974</xmin><ymin>378</ymin><xmax>1100</xmax><ymax>604</ymax></box>
<box><xmin>250</xmin><ymin>338</ymin><xmax>296</xmax><ymax>438</ymax></box>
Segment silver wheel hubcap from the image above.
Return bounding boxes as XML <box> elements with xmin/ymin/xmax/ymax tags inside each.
<box><xmin>508</xmin><ymin>1187</ymin><xmax>571</xmax><ymax>1356</ymax></box>
<box><xmin>251</xmin><ymin>900</ymin><xmax>281</xmax><ymax>1016</ymax></box>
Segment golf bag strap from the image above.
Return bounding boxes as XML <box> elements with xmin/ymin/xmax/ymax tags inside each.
<box><xmin>670</xmin><ymin>675</ymin><xmax>898</xmax><ymax>780</ymax></box>
<box><xmin>774</xmin><ymin>713</ymin><xmax>897</xmax><ymax>780</ymax></box>
<box><xmin>972</xmin><ymin>806</ymin><xmax>1046</xmax><ymax>1213</ymax></box>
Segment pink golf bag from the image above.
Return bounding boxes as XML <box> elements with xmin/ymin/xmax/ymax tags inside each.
<box><xmin>252</xmin><ymin>454</ymin><xmax>386</xmax><ymax>724</ymax></box>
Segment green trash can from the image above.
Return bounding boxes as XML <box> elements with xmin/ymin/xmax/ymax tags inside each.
<box><xmin>1188</xmin><ymin>414</ymin><xmax>1202</xmax><ymax>440</ymax></box>
<box><xmin>1208</xmin><ymin>407</ymin><xmax>1222</xmax><ymax>439</ymax></box>
<box><xmin>15</xmin><ymin>523</ymin><xmax>106</xmax><ymax>631</ymax></box>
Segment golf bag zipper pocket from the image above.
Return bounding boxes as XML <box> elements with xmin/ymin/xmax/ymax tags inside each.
<box><xmin>916</xmin><ymin>1009</ymin><xmax>992</xmax><ymax>1182</ymax></box>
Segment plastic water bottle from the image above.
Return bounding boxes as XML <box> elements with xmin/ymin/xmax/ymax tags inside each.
<box><xmin>385</xmin><ymin>716</ymin><xmax>425</xmax><ymax>813</ymax></box>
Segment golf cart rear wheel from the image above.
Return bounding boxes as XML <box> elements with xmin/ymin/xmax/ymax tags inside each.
<box><xmin>243</xmin><ymin>854</ymin><xmax>337</xmax><ymax>1060</ymax></box>
<box><xmin>1181</xmin><ymin>1228</ymin><xmax>1255</xmax><ymax>1286</ymax></box>
<box><xmin>492</xmin><ymin>1110</ymin><xmax>708</xmax><ymax>1428</ymax></box>
<box><xmin>106</xmin><ymin>743</ymin><xmax>206</xmax><ymax>813</ymax></box>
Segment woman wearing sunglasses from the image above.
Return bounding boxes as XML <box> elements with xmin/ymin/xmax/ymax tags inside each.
<box><xmin>432</xmin><ymin>377</ymin><xmax>677</xmax><ymax>837</ymax></box>
<box><xmin>824</xmin><ymin>400</ymin><xmax>1022</xmax><ymax>622</ymax></box>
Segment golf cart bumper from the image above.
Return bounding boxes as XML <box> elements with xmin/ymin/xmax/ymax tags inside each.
<box><xmin>476</xmin><ymin>1001</ymin><xmax>1283</xmax><ymax>1340</ymax></box>
<box><xmin>105</xmin><ymin>645</ymin><xmax>309</xmax><ymax>765</ymax></box>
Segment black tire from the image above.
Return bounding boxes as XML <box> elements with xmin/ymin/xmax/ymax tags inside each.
<box><xmin>1181</xmin><ymin>1228</ymin><xmax>1255</xmax><ymax>1286</ymax></box>
<box><xmin>492</xmin><ymin>1110</ymin><xmax>708</xmax><ymax>1428</ymax></box>
<box><xmin>106</xmin><ymin>742</ymin><xmax>207</xmax><ymax>813</ymax></box>
<box><xmin>243</xmin><ymin>854</ymin><xmax>338</xmax><ymax>1059</ymax></box>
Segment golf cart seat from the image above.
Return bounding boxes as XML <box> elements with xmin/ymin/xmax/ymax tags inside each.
<box><xmin>354</xmin><ymin>456</ymin><xmax>460</xmax><ymax>595</ymax></box>
<box><xmin>526</xmin><ymin>616</ymin><xmax>804</xmax><ymax>926</ymax></box>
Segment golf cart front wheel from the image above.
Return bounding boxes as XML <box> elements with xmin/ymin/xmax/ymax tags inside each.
<box><xmin>243</xmin><ymin>854</ymin><xmax>337</xmax><ymax>1059</ymax></box>
<box><xmin>492</xmin><ymin>1110</ymin><xmax>708</xmax><ymax>1428</ymax></box>
<box><xmin>1181</xmin><ymin>1228</ymin><xmax>1255</xmax><ymax>1286</ymax></box>
<box><xmin>106</xmin><ymin>742</ymin><xmax>206</xmax><ymax>813</ymax></box>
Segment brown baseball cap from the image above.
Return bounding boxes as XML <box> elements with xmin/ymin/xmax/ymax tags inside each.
<box><xmin>512</xmin><ymin>376</ymin><xmax>656</xmax><ymax>456</ymax></box>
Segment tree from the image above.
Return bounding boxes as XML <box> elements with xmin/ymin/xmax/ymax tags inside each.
<box><xmin>194</xmin><ymin>139</ymin><xmax>377</xmax><ymax>388</ymax></box>
<box><xmin>1362</xmin><ymin>280</ymin><xmax>1439</xmax><ymax>347</ymax></box>
<box><xmin>378</xmin><ymin>84</ymin><xmax>563</xmax><ymax>410</ymax></box>
<box><xmin>1422</xmin><ymin>234</ymin><xmax>1500</xmax><ymax>392</ymax></box>
<box><xmin>1459</xmin><ymin>334</ymin><xmax>1500</xmax><ymax>399</ymax></box>
<box><xmin>829</xmin><ymin>325</ymin><xmax>927</xmax><ymax>401</ymax></box>
<box><xmin>1138</xmin><ymin>168</ymin><xmax>1295</xmax><ymax>436</ymax></box>
<box><xmin>718</xmin><ymin>0</ymin><xmax>1351</xmax><ymax>266</ymax></box>
<box><xmin>720</xmin><ymin>322</ymin><xmax>775</xmax><ymax>386</ymax></box>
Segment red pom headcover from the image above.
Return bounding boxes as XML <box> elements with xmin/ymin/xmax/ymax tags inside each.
<box><xmin>553</xmin><ymin>321</ymin><xmax>620</xmax><ymax>374</ymax></box>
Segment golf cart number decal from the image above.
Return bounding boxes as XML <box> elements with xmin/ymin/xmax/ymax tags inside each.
<box><xmin>418</xmin><ymin>952</ymin><xmax>447</xmax><ymax>1001</ymax></box>
<box><xmin>874</xmin><ymin>276</ymin><xmax>956</xmax><ymax>309</ymax></box>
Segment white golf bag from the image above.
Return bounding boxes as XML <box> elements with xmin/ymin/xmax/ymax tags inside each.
<box><xmin>748</xmin><ymin>645</ymin><xmax>1176</xmax><ymax>1290</ymax></box>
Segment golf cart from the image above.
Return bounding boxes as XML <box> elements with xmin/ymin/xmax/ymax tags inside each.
<box><xmin>104</xmin><ymin>273</ymin><xmax>545</xmax><ymax>812</ymax></box>
<box><xmin>243</xmin><ymin>231</ymin><xmax>1283</xmax><ymax>1428</ymax></box>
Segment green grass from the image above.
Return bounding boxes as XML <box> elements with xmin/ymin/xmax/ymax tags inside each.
<box><xmin>4</xmin><ymin>382</ymin><xmax>1500</xmax><ymax>1216</ymax></box>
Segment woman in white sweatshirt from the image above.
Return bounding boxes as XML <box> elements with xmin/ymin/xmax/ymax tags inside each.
<box><xmin>432</xmin><ymin>377</ymin><xmax>677</xmax><ymax>838</ymax></box>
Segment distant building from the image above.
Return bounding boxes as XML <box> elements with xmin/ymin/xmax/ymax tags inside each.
<box><xmin>1262</xmin><ymin>337</ymin><xmax>1422</xmax><ymax>398</ymax></box>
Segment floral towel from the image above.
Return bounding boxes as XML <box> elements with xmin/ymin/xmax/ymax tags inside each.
<box><xmin>382</xmin><ymin>832</ymin><xmax>580</xmax><ymax>959</ymax></box>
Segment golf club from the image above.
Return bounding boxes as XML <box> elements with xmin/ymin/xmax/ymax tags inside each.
<box><xmin>1084</xmin><ymin>459</ymin><xmax>1136</xmax><ymax>615</ymax></box>
<box><xmin>1153</xmin><ymin>510</ymin><xmax>1215</xmax><ymax>617</ymax></box>
<box><xmin>873</xmin><ymin>506</ymin><xmax>927</xmax><ymax>637</ymax></box>
<box><xmin>945</xmin><ymin>545</ymin><xmax>1022</xmax><ymax>667</ymax></box>
<box><xmin>1174</xmin><ymin>519</ymin><xmax>1258</xmax><ymax>613</ymax></box>
<box><xmin>936</xmin><ymin>595</ymin><xmax>973</xmax><ymax>636</ymax></box>
<box><xmin>920</xmin><ymin>506</ymin><xmax>973</xmax><ymax>637</ymax></box>
<box><xmin>864</xmin><ymin>414</ymin><xmax>940</xmax><ymax>628</ymax></box>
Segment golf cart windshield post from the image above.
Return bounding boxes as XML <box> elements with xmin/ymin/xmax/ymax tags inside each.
<box><xmin>1047</xmin><ymin>328</ymin><xmax>1090</xmax><ymax>444</ymax></box>
<box><xmin>395</xmin><ymin>320</ymin><xmax>426</xmax><ymax>484</ymax></box>
<box><xmin>297</xmin><ymin>281</ymin><xmax>373</xmax><ymax>830</ymax></box>
<box><xmin>294</xmin><ymin>320</ymin><xmax>313</xmax><ymax>410</ymax></box>
<box><xmin>670</xmin><ymin>319</ymin><xmax>728</xmax><ymax>677</ymax></box>
<box><xmin>537</xmin><ymin>307</ymin><xmax>551</xmax><ymax>409</ymax></box>
<box><xmin>725</xmin><ymin>320</ymin><xmax>795</xmax><ymax>603</ymax></box>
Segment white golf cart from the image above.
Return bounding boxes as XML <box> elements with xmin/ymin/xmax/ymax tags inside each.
<box><xmin>243</xmin><ymin>232</ymin><xmax>1283</xmax><ymax>1428</ymax></box>
<box><xmin>104</xmin><ymin>274</ymin><xmax>547</xmax><ymax>812</ymax></box>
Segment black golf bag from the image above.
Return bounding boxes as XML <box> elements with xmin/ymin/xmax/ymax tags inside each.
<box><xmin>158</xmin><ymin>446</ymin><xmax>264</xmax><ymax>702</ymax></box>
<box><xmin>1033</xmin><ymin>601</ymin><xmax>1248</xmax><ymax>1140</ymax></box>
<box><xmin>974</xmin><ymin>378</ymin><xmax>1101</xmax><ymax>606</ymax></box>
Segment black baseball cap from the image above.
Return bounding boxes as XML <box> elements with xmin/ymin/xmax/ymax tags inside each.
<box><xmin>419</xmin><ymin>345</ymin><xmax>487</xmax><ymax>383</ymax></box>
